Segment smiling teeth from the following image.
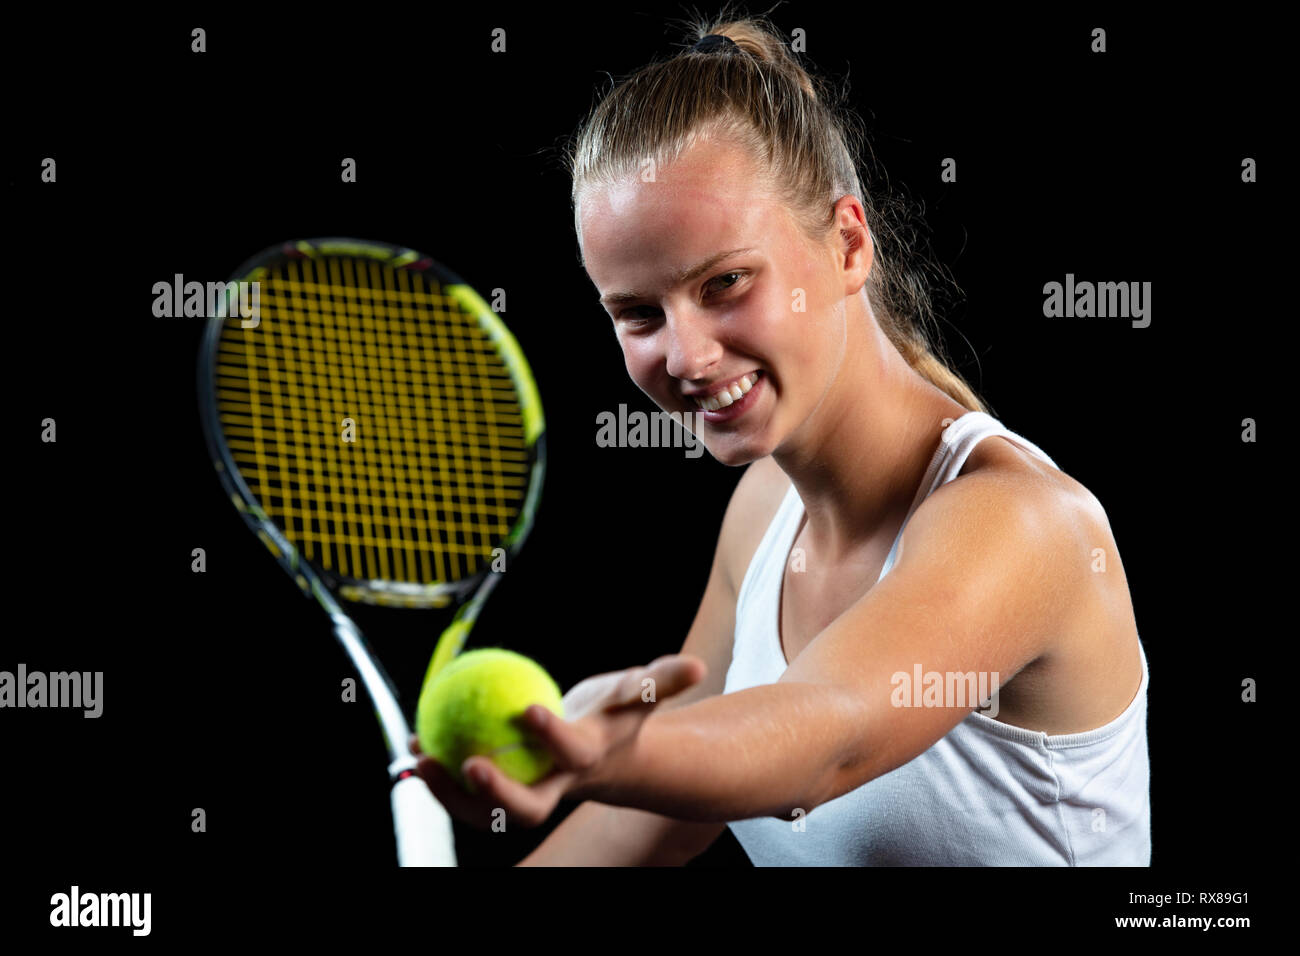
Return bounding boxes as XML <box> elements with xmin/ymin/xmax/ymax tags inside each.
<box><xmin>693</xmin><ymin>372</ymin><xmax>760</xmax><ymax>411</ymax></box>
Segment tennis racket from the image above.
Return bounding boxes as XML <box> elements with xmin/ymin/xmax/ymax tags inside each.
<box><xmin>197</xmin><ymin>237</ymin><xmax>546</xmax><ymax>866</ymax></box>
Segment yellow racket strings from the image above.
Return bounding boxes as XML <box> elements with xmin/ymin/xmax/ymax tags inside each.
<box><xmin>213</xmin><ymin>256</ymin><xmax>529</xmax><ymax>588</ymax></box>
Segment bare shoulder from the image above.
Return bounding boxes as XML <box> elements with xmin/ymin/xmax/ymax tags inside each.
<box><xmin>904</xmin><ymin>434</ymin><xmax>1107</xmax><ymax>561</ymax></box>
<box><xmin>964</xmin><ymin>435</ymin><xmax>1109</xmax><ymax>534</ymax></box>
<box><xmin>970</xmin><ymin>436</ymin><xmax>1138</xmax><ymax>614</ymax></box>
<box><xmin>912</xmin><ymin>434</ymin><xmax>1135</xmax><ymax>660</ymax></box>
<box><xmin>945</xmin><ymin>436</ymin><xmax>1142</xmax><ymax>731</ymax></box>
<box><xmin>717</xmin><ymin>455</ymin><xmax>793</xmax><ymax>594</ymax></box>
<box><xmin>898</xmin><ymin>434</ymin><xmax>1104</xmax><ymax>601</ymax></box>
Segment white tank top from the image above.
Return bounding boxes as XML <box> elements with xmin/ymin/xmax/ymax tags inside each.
<box><xmin>724</xmin><ymin>411</ymin><xmax>1151</xmax><ymax>865</ymax></box>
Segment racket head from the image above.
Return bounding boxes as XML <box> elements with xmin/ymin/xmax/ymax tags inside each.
<box><xmin>197</xmin><ymin>237</ymin><xmax>546</xmax><ymax>609</ymax></box>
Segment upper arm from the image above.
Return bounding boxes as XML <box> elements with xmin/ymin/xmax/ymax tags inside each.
<box><xmin>663</xmin><ymin>454</ymin><xmax>791</xmax><ymax>713</ymax></box>
<box><xmin>779</xmin><ymin>472</ymin><xmax>1085</xmax><ymax>809</ymax></box>
<box><xmin>633</xmin><ymin>456</ymin><xmax>788</xmax><ymax>863</ymax></box>
<box><xmin>524</xmin><ymin>461</ymin><xmax>792</xmax><ymax>867</ymax></box>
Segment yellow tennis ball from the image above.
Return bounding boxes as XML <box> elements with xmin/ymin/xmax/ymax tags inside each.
<box><xmin>416</xmin><ymin>647</ymin><xmax>565</xmax><ymax>792</ymax></box>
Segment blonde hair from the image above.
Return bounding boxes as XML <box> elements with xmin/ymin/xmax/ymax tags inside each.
<box><xmin>563</xmin><ymin>7</ymin><xmax>991</xmax><ymax>414</ymax></box>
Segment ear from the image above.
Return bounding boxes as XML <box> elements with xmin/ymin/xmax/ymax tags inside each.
<box><xmin>833</xmin><ymin>195</ymin><xmax>873</xmax><ymax>293</ymax></box>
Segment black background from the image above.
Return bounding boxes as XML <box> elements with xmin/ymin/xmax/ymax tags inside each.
<box><xmin>5</xmin><ymin>3</ymin><xmax>1275</xmax><ymax>937</ymax></box>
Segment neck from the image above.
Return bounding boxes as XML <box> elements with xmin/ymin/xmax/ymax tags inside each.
<box><xmin>771</xmin><ymin>311</ymin><xmax>970</xmax><ymax>562</ymax></box>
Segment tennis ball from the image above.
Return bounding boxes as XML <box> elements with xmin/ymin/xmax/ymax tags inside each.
<box><xmin>416</xmin><ymin>647</ymin><xmax>564</xmax><ymax>792</ymax></box>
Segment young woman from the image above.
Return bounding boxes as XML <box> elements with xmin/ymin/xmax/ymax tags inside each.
<box><xmin>413</xmin><ymin>14</ymin><xmax>1150</xmax><ymax>866</ymax></box>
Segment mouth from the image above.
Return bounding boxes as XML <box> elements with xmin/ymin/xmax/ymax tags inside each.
<box><xmin>688</xmin><ymin>370</ymin><xmax>765</xmax><ymax>423</ymax></box>
<box><xmin>688</xmin><ymin>370</ymin><xmax>762</xmax><ymax>411</ymax></box>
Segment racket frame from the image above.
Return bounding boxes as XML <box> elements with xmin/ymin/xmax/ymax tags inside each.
<box><xmin>196</xmin><ymin>237</ymin><xmax>547</xmax><ymax>866</ymax></box>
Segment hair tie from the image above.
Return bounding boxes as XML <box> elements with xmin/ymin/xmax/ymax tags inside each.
<box><xmin>692</xmin><ymin>34</ymin><xmax>740</xmax><ymax>54</ymax></box>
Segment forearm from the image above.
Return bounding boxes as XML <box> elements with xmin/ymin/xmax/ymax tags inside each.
<box><xmin>570</xmin><ymin>681</ymin><xmax>860</xmax><ymax>823</ymax></box>
<box><xmin>517</xmin><ymin>801</ymin><xmax>693</xmax><ymax>866</ymax></box>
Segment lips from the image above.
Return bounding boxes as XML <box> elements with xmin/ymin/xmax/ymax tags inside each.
<box><xmin>689</xmin><ymin>371</ymin><xmax>762</xmax><ymax>411</ymax></box>
<box><xmin>690</xmin><ymin>370</ymin><xmax>766</xmax><ymax>424</ymax></box>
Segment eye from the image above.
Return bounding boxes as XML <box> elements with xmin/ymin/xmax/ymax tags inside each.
<box><xmin>617</xmin><ymin>306</ymin><xmax>658</xmax><ymax>322</ymax></box>
<box><xmin>706</xmin><ymin>271</ymin><xmax>745</xmax><ymax>294</ymax></box>
<box><xmin>614</xmin><ymin>271</ymin><xmax>748</xmax><ymax>322</ymax></box>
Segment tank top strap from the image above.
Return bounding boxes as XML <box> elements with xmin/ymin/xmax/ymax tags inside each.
<box><xmin>877</xmin><ymin>411</ymin><xmax>1060</xmax><ymax>581</ymax></box>
<box><xmin>940</xmin><ymin>411</ymin><xmax>1058</xmax><ymax>478</ymax></box>
<box><xmin>735</xmin><ymin>480</ymin><xmax>803</xmax><ymax>614</ymax></box>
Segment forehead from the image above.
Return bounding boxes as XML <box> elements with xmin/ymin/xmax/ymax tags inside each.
<box><xmin>578</xmin><ymin>138</ymin><xmax>785</xmax><ymax>287</ymax></box>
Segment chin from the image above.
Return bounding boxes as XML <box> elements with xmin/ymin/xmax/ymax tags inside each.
<box><xmin>704</xmin><ymin>441</ymin><xmax>765</xmax><ymax>468</ymax></box>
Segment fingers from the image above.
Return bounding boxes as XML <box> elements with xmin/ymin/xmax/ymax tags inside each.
<box><xmin>560</xmin><ymin>669</ymin><xmax>624</xmax><ymax>716</ymax></box>
<box><xmin>458</xmin><ymin>756</ymin><xmax>571</xmax><ymax>828</ymax></box>
<box><xmin>413</xmin><ymin>750</ymin><xmax>567</xmax><ymax>831</ymax></box>
<box><xmin>520</xmin><ymin>704</ymin><xmax>605</xmax><ymax>773</ymax></box>
<box><xmin>613</xmin><ymin>654</ymin><xmax>707</xmax><ymax>707</ymax></box>
<box><xmin>655</xmin><ymin>653</ymin><xmax>708</xmax><ymax>696</ymax></box>
<box><xmin>412</xmin><ymin>756</ymin><xmax>491</xmax><ymax>827</ymax></box>
<box><xmin>405</xmin><ymin>654</ymin><xmax>708</xmax><ymax>832</ymax></box>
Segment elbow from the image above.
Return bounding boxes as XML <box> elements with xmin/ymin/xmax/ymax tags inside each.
<box><xmin>769</xmin><ymin>804</ymin><xmax>814</xmax><ymax>824</ymax></box>
<box><xmin>766</xmin><ymin>732</ymin><xmax>874</xmax><ymax>822</ymax></box>
<box><xmin>793</xmin><ymin>751</ymin><xmax>875</xmax><ymax>818</ymax></box>
<box><xmin>766</xmin><ymin>774</ymin><xmax>835</xmax><ymax>823</ymax></box>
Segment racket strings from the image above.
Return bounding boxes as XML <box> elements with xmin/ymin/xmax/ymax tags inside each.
<box><xmin>214</xmin><ymin>255</ymin><xmax>530</xmax><ymax>588</ymax></box>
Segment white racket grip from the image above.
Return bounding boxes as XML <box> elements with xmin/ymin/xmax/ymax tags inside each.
<box><xmin>391</xmin><ymin>774</ymin><xmax>458</xmax><ymax>867</ymax></box>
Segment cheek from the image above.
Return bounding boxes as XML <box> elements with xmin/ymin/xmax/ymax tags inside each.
<box><xmin>751</xmin><ymin>298</ymin><xmax>835</xmax><ymax>394</ymax></box>
<box><xmin>751</xmin><ymin>300</ymin><xmax>808</xmax><ymax>364</ymax></box>
<box><xmin>619</xmin><ymin>337</ymin><xmax>659</xmax><ymax>386</ymax></box>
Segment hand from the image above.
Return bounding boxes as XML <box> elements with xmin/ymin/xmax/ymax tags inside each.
<box><xmin>409</xmin><ymin>653</ymin><xmax>707</xmax><ymax>829</ymax></box>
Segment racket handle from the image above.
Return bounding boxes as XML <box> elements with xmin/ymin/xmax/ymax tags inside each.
<box><xmin>391</xmin><ymin>773</ymin><xmax>458</xmax><ymax>867</ymax></box>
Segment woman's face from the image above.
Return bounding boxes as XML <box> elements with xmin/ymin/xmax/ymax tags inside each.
<box><xmin>578</xmin><ymin>137</ymin><xmax>852</xmax><ymax>466</ymax></box>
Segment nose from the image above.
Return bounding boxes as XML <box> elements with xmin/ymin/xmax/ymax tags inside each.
<box><xmin>663</xmin><ymin>309</ymin><xmax>722</xmax><ymax>382</ymax></box>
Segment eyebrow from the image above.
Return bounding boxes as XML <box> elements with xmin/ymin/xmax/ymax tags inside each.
<box><xmin>598</xmin><ymin>247</ymin><xmax>757</xmax><ymax>306</ymax></box>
